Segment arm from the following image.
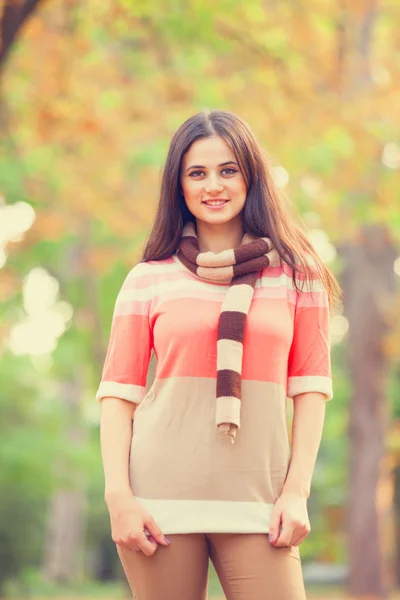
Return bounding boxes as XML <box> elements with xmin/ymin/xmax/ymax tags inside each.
<box><xmin>96</xmin><ymin>265</ymin><xmax>152</xmax><ymax>497</ymax></box>
<box><xmin>269</xmin><ymin>269</ymin><xmax>333</xmax><ymax>547</ymax></box>
<box><xmin>281</xmin><ymin>391</ymin><xmax>326</xmax><ymax>499</ymax></box>
<box><xmin>100</xmin><ymin>397</ymin><xmax>137</xmax><ymax>500</ymax></box>
<box><xmin>100</xmin><ymin>397</ymin><xmax>165</xmax><ymax>549</ymax></box>
<box><xmin>96</xmin><ymin>267</ymin><xmax>169</xmax><ymax>555</ymax></box>
<box><xmin>269</xmin><ymin>392</ymin><xmax>327</xmax><ymax>547</ymax></box>
<box><xmin>100</xmin><ymin>396</ymin><xmax>169</xmax><ymax>554</ymax></box>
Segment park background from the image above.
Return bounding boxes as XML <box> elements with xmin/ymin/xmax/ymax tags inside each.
<box><xmin>0</xmin><ymin>0</ymin><xmax>399</xmax><ymax>599</ymax></box>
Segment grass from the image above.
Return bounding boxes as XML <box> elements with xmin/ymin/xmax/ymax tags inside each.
<box><xmin>2</xmin><ymin>588</ymin><xmax>400</xmax><ymax>599</ymax></box>
<box><xmin>3</xmin><ymin>591</ymin><xmax>400</xmax><ymax>600</ymax></box>
<box><xmin>2</xmin><ymin>565</ymin><xmax>400</xmax><ymax>599</ymax></box>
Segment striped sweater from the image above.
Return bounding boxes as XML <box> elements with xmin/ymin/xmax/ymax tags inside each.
<box><xmin>96</xmin><ymin>253</ymin><xmax>333</xmax><ymax>534</ymax></box>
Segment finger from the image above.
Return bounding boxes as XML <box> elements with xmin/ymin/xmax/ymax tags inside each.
<box><xmin>292</xmin><ymin>527</ymin><xmax>310</xmax><ymax>547</ymax></box>
<box><xmin>287</xmin><ymin>534</ymin><xmax>302</xmax><ymax>547</ymax></box>
<box><xmin>273</xmin><ymin>522</ymin><xmax>293</xmax><ymax>547</ymax></box>
<box><xmin>118</xmin><ymin>540</ymin><xmax>140</xmax><ymax>552</ymax></box>
<box><xmin>137</xmin><ymin>531</ymin><xmax>158</xmax><ymax>556</ymax></box>
<box><xmin>292</xmin><ymin>535</ymin><xmax>305</xmax><ymax>547</ymax></box>
<box><xmin>268</xmin><ymin>512</ymin><xmax>282</xmax><ymax>545</ymax></box>
<box><xmin>290</xmin><ymin>527</ymin><xmax>306</xmax><ymax>546</ymax></box>
<box><xmin>116</xmin><ymin>541</ymin><xmax>133</xmax><ymax>553</ymax></box>
<box><xmin>125</xmin><ymin>529</ymin><xmax>157</xmax><ymax>555</ymax></box>
<box><xmin>144</xmin><ymin>517</ymin><xmax>170</xmax><ymax>546</ymax></box>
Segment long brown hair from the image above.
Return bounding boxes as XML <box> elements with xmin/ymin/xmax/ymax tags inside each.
<box><xmin>142</xmin><ymin>109</ymin><xmax>342</xmax><ymax>310</ymax></box>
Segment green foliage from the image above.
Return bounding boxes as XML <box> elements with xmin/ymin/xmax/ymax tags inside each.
<box><xmin>0</xmin><ymin>355</ymin><xmax>56</xmax><ymax>589</ymax></box>
<box><xmin>4</xmin><ymin>570</ymin><xmax>126</xmax><ymax>599</ymax></box>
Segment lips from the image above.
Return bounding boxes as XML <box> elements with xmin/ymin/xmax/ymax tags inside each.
<box><xmin>202</xmin><ymin>199</ymin><xmax>229</xmax><ymax>205</ymax></box>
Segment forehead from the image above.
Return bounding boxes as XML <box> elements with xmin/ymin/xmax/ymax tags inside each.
<box><xmin>182</xmin><ymin>136</ymin><xmax>236</xmax><ymax>166</ymax></box>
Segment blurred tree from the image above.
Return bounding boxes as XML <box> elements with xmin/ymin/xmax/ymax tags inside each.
<box><xmin>340</xmin><ymin>225</ymin><xmax>397</xmax><ymax>597</ymax></box>
<box><xmin>0</xmin><ymin>0</ymin><xmax>44</xmax><ymax>70</ymax></box>
<box><xmin>332</xmin><ymin>2</ymin><xmax>399</xmax><ymax>596</ymax></box>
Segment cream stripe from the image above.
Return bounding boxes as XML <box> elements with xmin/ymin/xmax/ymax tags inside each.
<box><xmin>265</xmin><ymin>248</ymin><xmax>281</xmax><ymax>267</ymax></box>
<box><xmin>217</xmin><ymin>339</ymin><xmax>243</xmax><ymax>372</ymax></box>
<box><xmin>287</xmin><ymin>376</ymin><xmax>333</xmax><ymax>400</ymax></box>
<box><xmin>119</xmin><ymin>260</ymin><xmax>325</xmax><ymax>301</ymax></box>
<box><xmin>117</xmin><ymin>282</ymin><xmax>298</xmax><ymax>306</ymax></box>
<box><xmin>118</xmin><ymin>278</ymin><xmax>229</xmax><ymax>302</ymax></box>
<box><xmin>117</xmin><ymin>277</ymin><xmax>321</xmax><ymax>305</ymax></box>
<box><xmin>133</xmin><ymin>497</ymin><xmax>274</xmax><ymax>535</ymax></box>
<box><xmin>216</xmin><ymin>396</ymin><xmax>241</xmax><ymax>427</ymax></box>
<box><xmin>197</xmin><ymin>248</ymin><xmax>235</xmax><ymax>267</ymax></box>
<box><xmin>95</xmin><ymin>381</ymin><xmax>146</xmax><ymax>403</ymax></box>
<box><xmin>221</xmin><ymin>283</ymin><xmax>254</xmax><ymax>313</ymax></box>
<box><xmin>197</xmin><ymin>265</ymin><xmax>234</xmax><ymax>282</ymax></box>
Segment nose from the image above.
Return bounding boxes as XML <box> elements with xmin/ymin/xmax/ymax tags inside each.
<box><xmin>204</xmin><ymin>173</ymin><xmax>224</xmax><ymax>194</ymax></box>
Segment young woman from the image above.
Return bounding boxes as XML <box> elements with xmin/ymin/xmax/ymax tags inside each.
<box><xmin>97</xmin><ymin>109</ymin><xmax>341</xmax><ymax>600</ymax></box>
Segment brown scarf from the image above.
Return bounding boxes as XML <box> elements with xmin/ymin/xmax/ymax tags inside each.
<box><xmin>177</xmin><ymin>222</ymin><xmax>281</xmax><ymax>444</ymax></box>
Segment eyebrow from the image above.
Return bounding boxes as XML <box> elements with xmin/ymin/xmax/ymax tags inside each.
<box><xmin>185</xmin><ymin>161</ymin><xmax>239</xmax><ymax>172</ymax></box>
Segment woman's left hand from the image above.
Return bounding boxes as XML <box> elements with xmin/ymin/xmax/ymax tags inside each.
<box><xmin>268</xmin><ymin>492</ymin><xmax>311</xmax><ymax>547</ymax></box>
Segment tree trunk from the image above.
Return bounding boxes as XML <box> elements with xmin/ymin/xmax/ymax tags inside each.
<box><xmin>42</xmin><ymin>379</ymin><xmax>86</xmax><ymax>582</ymax></box>
<box><xmin>43</xmin><ymin>489</ymin><xmax>86</xmax><ymax>582</ymax></box>
<box><xmin>340</xmin><ymin>224</ymin><xmax>397</xmax><ymax>598</ymax></box>
<box><xmin>394</xmin><ymin>464</ymin><xmax>400</xmax><ymax>586</ymax></box>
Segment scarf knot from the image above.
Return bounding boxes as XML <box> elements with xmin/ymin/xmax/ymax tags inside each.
<box><xmin>177</xmin><ymin>222</ymin><xmax>280</xmax><ymax>444</ymax></box>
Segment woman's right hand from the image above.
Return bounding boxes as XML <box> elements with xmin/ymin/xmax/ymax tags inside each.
<box><xmin>106</xmin><ymin>491</ymin><xmax>170</xmax><ymax>557</ymax></box>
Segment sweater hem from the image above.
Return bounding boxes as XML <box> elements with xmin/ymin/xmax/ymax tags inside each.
<box><xmin>95</xmin><ymin>381</ymin><xmax>145</xmax><ymax>403</ymax></box>
<box><xmin>133</xmin><ymin>497</ymin><xmax>274</xmax><ymax>534</ymax></box>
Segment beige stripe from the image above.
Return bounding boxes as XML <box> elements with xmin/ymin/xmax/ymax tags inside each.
<box><xmin>197</xmin><ymin>248</ymin><xmax>235</xmax><ymax>267</ymax></box>
<box><xmin>221</xmin><ymin>283</ymin><xmax>254</xmax><ymax>313</ymax></box>
<box><xmin>217</xmin><ymin>339</ymin><xmax>243</xmax><ymax>372</ymax></box>
<box><xmin>265</xmin><ymin>248</ymin><xmax>281</xmax><ymax>267</ymax></box>
<box><xmin>197</xmin><ymin>265</ymin><xmax>234</xmax><ymax>282</ymax></box>
<box><xmin>129</xmin><ymin>378</ymin><xmax>289</xmax><ymax>503</ymax></box>
<box><xmin>215</xmin><ymin>396</ymin><xmax>241</xmax><ymax>428</ymax></box>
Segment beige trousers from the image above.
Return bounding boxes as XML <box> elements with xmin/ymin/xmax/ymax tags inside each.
<box><xmin>117</xmin><ymin>533</ymin><xmax>307</xmax><ymax>600</ymax></box>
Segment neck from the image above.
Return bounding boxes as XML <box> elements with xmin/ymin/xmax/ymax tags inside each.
<box><xmin>195</xmin><ymin>218</ymin><xmax>245</xmax><ymax>253</ymax></box>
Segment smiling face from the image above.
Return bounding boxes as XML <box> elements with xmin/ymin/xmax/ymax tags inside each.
<box><xmin>180</xmin><ymin>135</ymin><xmax>247</xmax><ymax>228</ymax></box>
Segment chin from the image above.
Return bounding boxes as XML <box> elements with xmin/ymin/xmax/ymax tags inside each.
<box><xmin>198</xmin><ymin>216</ymin><xmax>238</xmax><ymax>227</ymax></box>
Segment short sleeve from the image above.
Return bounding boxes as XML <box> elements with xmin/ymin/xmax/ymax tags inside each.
<box><xmin>287</xmin><ymin>275</ymin><xmax>333</xmax><ymax>401</ymax></box>
<box><xmin>95</xmin><ymin>265</ymin><xmax>153</xmax><ymax>404</ymax></box>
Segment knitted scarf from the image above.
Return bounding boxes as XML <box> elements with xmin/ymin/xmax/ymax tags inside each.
<box><xmin>177</xmin><ymin>222</ymin><xmax>281</xmax><ymax>444</ymax></box>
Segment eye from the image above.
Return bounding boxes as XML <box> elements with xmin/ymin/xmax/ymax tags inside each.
<box><xmin>188</xmin><ymin>167</ymin><xmax>238</xmax><ymax>178</ymax></box>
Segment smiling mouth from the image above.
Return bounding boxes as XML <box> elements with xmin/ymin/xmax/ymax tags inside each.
<box><xmin>202</xmin><ymin>199</ymin><xmax>229</xmax><ymax>206</ymax></box>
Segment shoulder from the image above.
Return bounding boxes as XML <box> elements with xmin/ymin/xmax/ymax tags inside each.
<box><xmin>277</xmin><ymin>254</ymin><xmax>326</xmax><ymax>296</ymax></box>
<box><xmin>122</xmin><ymin>256</ymin><xmax>178</xmax><ymax>287</ymax></box>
